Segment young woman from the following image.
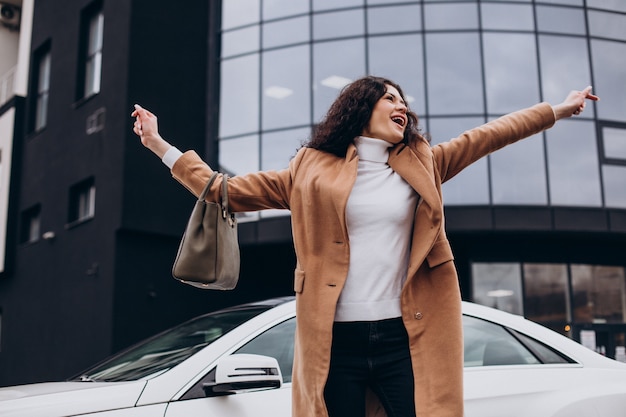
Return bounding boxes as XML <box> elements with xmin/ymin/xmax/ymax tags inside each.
<box><xmin>132</xmin><ymin>76</ymin><xmax>598</xmax><ymax>417</ymax></box>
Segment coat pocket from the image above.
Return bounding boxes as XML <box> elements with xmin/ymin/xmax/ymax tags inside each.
<box><xmin>426</xmin><ymin>239</ymin><xmax>455</xmax><ymax>268</ymax></box>
<box><xmin>294</xmin><ymin>268</ymin><xmax>305</xmax><ymax>293</ymax></box>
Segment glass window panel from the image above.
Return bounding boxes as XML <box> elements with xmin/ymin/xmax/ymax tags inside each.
<box><xmin>313</xmin><ymin>0</ymin><xmax>363</xmax><ymax>11</ymax></box>
<box><xmin>368</xmin><ymin>34</ymin><xmax>425</xmax><ymax>116</ymax></box>
<box><xmin>424</xmin><ymin>3</ymin><xmax>478</xmax><ymax>31</ymax></box>
<box><xmin>263</xmin><ymin>16</ymin><xmax>309</xmax><ymax>49</ymax></box>
<box><xmin>523</xmin><ymin>263</ymin><xmax>569</xmax><ymax>324</ymax></box>
<box><xmin>539</xmin><ymin>35</ymin><xmax>594</xmax><ymax>118</ymax></box>
<box><xmin>313</xmin><ymin>38</ymin><xmax>366</xmax><ymax>122</ymax></box>
<box><xmin>591</xmin><ymin>40</ymin><xmax>626</xmax><ymax>123</ymax></box>
<box><xmin>490</xmin><ymin>133</ymin><xmax>547</xmax><ymax>205</ymax></box>
<box><xmin>313</xmin><ymin>9</ymin><xmax>365</xmax><ymax>40</ymax></box>
<box><xmin>221</xmin><ymin>134</ymin><xmax>259</xmax><ymax>174</ymax></box>
<box><xmin>222</xmin><ymin>0</ymin><xmax>260</xmax><ymax>30</ymax></box>
<box><xmin>481</xmin><ymin>3</ymin><xmax>534</xmax><ymax>31</ymax></box>
<box><xmin>262</xmin><ymin>46</ymin><xmax>310</xmax><ymax>131</ymax></box>
<box><xmin>220</xmin><ymin>55</ymin><xmax>260</xmax><ymax>138</ymax></box>
<box><xmin>263</xmin><ymin>0</ymin><xmax>308</xmax><ymax>20</ymax></box>
<box><xmin>539</xmin><ymin>0</ymin><xmax>583</xmax><ymax>5</ymax></box>
<box><xmin>536</xmin><ymin>6</ymin><xmax>586</xmax><ymax>35</ymax></box>
<box><xmin>602</xmin><ymin>165</ymin><xmax>626</xmax><ymax>208</ymax></box>
<box><xmin>586</xmin><ymin>0</ymin><xmax>626</xmax><ymax>13</ymax></box>
<box><xmin>367</xmin><ymin>5</ymin><xmax>421</xmax><ymax>34</ymax></box>
<box><xmin>472</xmin><ymin>262</ymin><xmax>524</xmax><ymax>315</ymax></box>
<box><xmin>603</xmin><ymin>127</ymin><xmax>626</xmax><ymax>160</ymax></box>
<box><xmin>571</xmin><ymin>265</ymin><xmax>626</xmax><ymax>323</ymax></box>
<box><xmin>367</xmin><ymin>0</ymin><xmax>414</xmax><ymax>4</ymax></box>
<box><xmin>483</xmin><ymin>33</ymin><xmax>539</xmax><ymax>114</ymax></box>
<box><xmin>463</xmin><ymin>315</ymin><xmax>540</xmax><ymax>367</ymax></box>
<box><xmin>546</xmin><ymin>120</ymin><xmax>602</xmax><ymax>207</ymax></box>
<box><xmin>429</xmin><ymin>117</ymin><xmax>490</xmax><ymax>205</ymax></box>
<box><xmin>222</xmin><ymin>26</ymin><xmax>259</xmax><ymax>58</ymax></box>
<box><xmin>588</xmin><ymin>10</ymin><xmax>626</xmax><ymax>41</ymax></box>
<box><xmin>425</xmin><ymin>33</ymin><xmax>483</xmax><ymax>115</ymax></box>
<box><xmin>262</xmin><ymin>128</ymin><xmax>309</xmax><ymax>171</ymax></box>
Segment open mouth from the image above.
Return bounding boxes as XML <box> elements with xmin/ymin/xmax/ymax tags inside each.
<box><xmin>391</xmin><ymin>116</ymin><xmax>406</xmax><ymax>127</ymax></box>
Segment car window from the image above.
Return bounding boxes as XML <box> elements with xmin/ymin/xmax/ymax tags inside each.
<box><xmin>235</xmin><ymin>317</ymin><xmax>296</xmax><ymax>383</ymax></box>
<box><xmin>72</xmin><ymin>306</ymin><xmax>271</xmax><ymax>382</ymax></box>
<box><xmin>510</xmin><ymin>329</ymin><xmax>574</xmax><ymax>364</ymax></box>
<box><xmin>463</xmin><ymin>315</ymin><xmax>541</xmax><ymax>367</ymax></box>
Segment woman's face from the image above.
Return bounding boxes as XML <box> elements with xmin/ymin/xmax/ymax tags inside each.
<box><xmin>361</xmin><ymin>85</ymin><xmax>408</xmax><ymax>144</ymax></box>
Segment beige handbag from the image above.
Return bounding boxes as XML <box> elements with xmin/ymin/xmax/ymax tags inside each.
<box><xmin>172</xmin><ymin>172</ymin><xmax>240</xmax><ymax>290</ymax></box>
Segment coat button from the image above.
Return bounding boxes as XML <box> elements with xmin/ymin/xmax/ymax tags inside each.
<box><xmin>414</xmin><ymin>312</ymin><xmax>423</xmax><ymax>320</ymax></box>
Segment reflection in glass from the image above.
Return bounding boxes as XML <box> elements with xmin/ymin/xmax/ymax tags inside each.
<box><xmin>263</xmin><ymin>16</ymin><xmax>309</xmax><ymax>49</ymax></box>
<box><xmin>483</xmin><ymin>33</ymin><xmax>539</xmax><ymax>114</ymax></box>
<box><xmin>540</xmin><ymin>0</ymin><xmax>582</xmax><ymax>5</ymax></box>
<box><xmin>481</xmin><ymin>3</ymin><xmax>534</xmax><ymax>31</ymax></box>
<box><xmin>602</xmin><ymin>165</ymin><xmax>626</xmax><ymax>208</ymax></box>
<box><xmin>262</xmin><ymin>128</ymin><xmax>309</xmax><ymax>171</ymax></box>
<box><xmin>368</xmin><ymin>34</ymin><xmax>425</xmax><ymax>116</ymax></box>
<box><xmin>424</xmin><ymin>3</ymin><xmax>478</xmax><ymax>30</ymax></box>
<box><xmin>588</xmin><ymin>10</ymin><xmax>626</xmax><ymax>41</ymax></box>
<box><xmin>313</xmin><ymin>9</ymin><xmax>365</xmax><ymax>40</ymax></box>
<box><xmin>571</xmin><ymin>265</ymin><xmax>626</xmax><ymax>323</ymax></box>
<box><xmin>262</xmin><ymin>46</ymin><xmax>310</xmax><ymax>131</ymax></box>
<box><xmin>222</xmin><ymin>0</ymin><xmax>260</xmax><ymax>30</ymax></box>
<box><xmin>367</xmin><ymin>5</ymin><xmax>421</xmax><ymax>34</ymax></box>
<box><xmin>263</xmin><ymin>0</ymin><xmax>308</xmax><ymax>20</ymax></box>
<box><xmin>539</xmin><ymin>36</ymin><xmax>593</xmax><ymax>117</ymax></box>
<box><xmin>546</xmin><ymin>120</ymin><xmax>601</xmax><ymax>206</ymax></box>
<box><xmin>313</xmin><ymin>39</ymin><xmax>366</xmax><ymax>122</ymax></box>
<box><xmin>472</xmin><ymin>263</ymin><xmax>524</xmax><ymax>315</ymax></box>
<box><xmin>429</xmin><ymin>117</ymin><xmax>489</xmax><ymax>205</ymax></box>
<box><xmin>222</xmin><ymin>26</ymin><xmax>259</xmax><ymax>58</ymax></box>
<box><xmin>491</xmin><ymin>133</ymin><xmax>547</xmax><ymax>205</ymax></box>
<box><xmin>603</xmin><ymin>127</ymin><xmax>626</xmax><ymax>160</ymax></box>
<box><xmin>591</xmin><ymin>40</ymin><xmax>626</xmax><ymax>123</ymax></box>
<box><xmin>536</xmin><ymin>5</ymin><xmax>586</xmax><ymax>35</ymax></box>
<box><xmin>426</xmin><ymin>33</ymin><xmax>483</xmax><ymax>115</ymax></box>
<box><xmin>523</xmin><ymin>263</ymin><xmax>569</xmax><ymax>324</ymax></box>
<box><xmin>220</xmin><ymin>55</ymin><xmax>259</xmax><ymax>138</ymax></box>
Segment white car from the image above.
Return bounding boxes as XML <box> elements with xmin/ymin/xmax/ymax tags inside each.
<box><xmin>1</xmin><ymin>297</ymin><xmax>625</xmax><ymax>417</ymax></box>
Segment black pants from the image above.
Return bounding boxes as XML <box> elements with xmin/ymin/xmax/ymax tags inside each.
<box><xmin>324</xmin><ymin>318</ymin><xmax>416</xmax><ymax>417</ymax></box>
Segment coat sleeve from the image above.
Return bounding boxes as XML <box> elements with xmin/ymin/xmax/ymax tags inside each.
<box><xmin>432</xmin><ymin>102</ymin><xmax>556</xmax><ymax>183</ymax></box>
<box><xmin>170</xmin><ymin>148</ymin><xmax>307</xmax><ymax>212</ymax></box>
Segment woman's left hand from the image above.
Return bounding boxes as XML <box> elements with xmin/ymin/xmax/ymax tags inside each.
<box><xmin>552</xmin><ymin>86</ymin><xmax>600</xmax><ymax>120</ymax></box>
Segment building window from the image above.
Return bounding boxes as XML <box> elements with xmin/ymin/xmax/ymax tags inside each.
<box><xmin>79</xmin><ymin>3</ymin><xmax>104</xmax><ymax>99</ymax></box>
<box><xmin>20</xmin><ymin>205</ymin><xmax>41</xmax><ymax>244</ymax></box>
<box><xmin>68</xmin><ymin>178</ymin><xmax>95</xmax><ymax>224</ymax></box>
<box><xmin>31</xmin><ymin>44</ymin><xmax>51</xmax><ymax>132</ymax></box>
<box><xmin>599</xmin><ymin>123</ymin><xmax>626</xmax><ymax>208</ymax></box>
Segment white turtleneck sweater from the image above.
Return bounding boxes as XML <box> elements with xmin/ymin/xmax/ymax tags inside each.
<box><xmin>334</xmin><ymin>136</ymin><xmax>419</xmax><ymax>322</ymax></box>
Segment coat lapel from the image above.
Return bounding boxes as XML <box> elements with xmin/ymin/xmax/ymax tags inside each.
<box><xmin>330</xmin><ymin>144</ymin><xmax>359</xmax><ymax>236</ymax></box>
<box><xmin>388</xmin><ymin>142</ymin><xmax>443</xmax><ymax>279</ymax></box>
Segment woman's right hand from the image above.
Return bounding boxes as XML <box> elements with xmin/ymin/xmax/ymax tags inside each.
<box><xmin>131</xmin><ymin>104</ymin><xmax>172</xmax><ymax>159</ymax></box>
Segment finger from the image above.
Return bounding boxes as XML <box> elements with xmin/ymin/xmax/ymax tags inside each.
<box><xmin>582</xmin><ymin>86</ymin><xmax>600</xmax><ymax>101</ymax></box>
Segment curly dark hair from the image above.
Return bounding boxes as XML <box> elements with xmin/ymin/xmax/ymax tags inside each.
<box><xmin>304</xmin><ymin>76</ymin><xmax>423</xmax><ymax>157</ymax></box>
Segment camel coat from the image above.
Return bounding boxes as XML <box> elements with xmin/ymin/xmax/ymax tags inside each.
<box><xmin>170</xmin><ymin>103</ymin><xmax>556</xmax><ymax>417</ymax></box>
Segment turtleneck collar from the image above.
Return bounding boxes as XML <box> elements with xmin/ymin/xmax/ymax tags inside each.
<box><xmin>354</xmin><ymin>136</ymin><xmax>392</xmax><ymax>163</ymax></box>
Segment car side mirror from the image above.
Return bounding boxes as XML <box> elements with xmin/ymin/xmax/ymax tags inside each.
<box><xmin>203</xmin><ymin>354</ymin><xmax>283</xmax><ymax>396</ymax></box>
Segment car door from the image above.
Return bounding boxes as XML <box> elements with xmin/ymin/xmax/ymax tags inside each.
<box><xmin>461</xmin><ymin>315</ymin><xmax>596</xmax><ymax>417</ymax></box>
<box><xmin>164</xmin><ymin>317</ymin><xmax>295</xmax><ymax>417</ymax></box>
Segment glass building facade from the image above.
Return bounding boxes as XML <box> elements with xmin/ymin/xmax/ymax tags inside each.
<box><xmin>216</xmin><ymin>0</ymin><xmax>626</xmax><ymax>359</ymax></box>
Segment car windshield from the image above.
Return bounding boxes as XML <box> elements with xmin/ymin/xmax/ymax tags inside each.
<box><xmin>71</xmin><ymin>306</ymin><xmax>271</xmax><ymax>382</ymax></box>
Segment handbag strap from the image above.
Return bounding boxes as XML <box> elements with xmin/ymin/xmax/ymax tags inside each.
<box><xmin>198</xmin><ymin>172</ymin><xmax>233</xmax><ymax>223</ymax></box>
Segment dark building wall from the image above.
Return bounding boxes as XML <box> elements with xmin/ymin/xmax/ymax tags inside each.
<box><xmin>0</xmin><ymin>0</ymin><xmax>212</xmax><ymax>386</ymax></box>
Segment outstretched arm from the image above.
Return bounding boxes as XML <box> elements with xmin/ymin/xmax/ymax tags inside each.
<box><xmin>131</xmin><ymin>104</ymin><xmax>172</xmax><ymax>159</ymax></box>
